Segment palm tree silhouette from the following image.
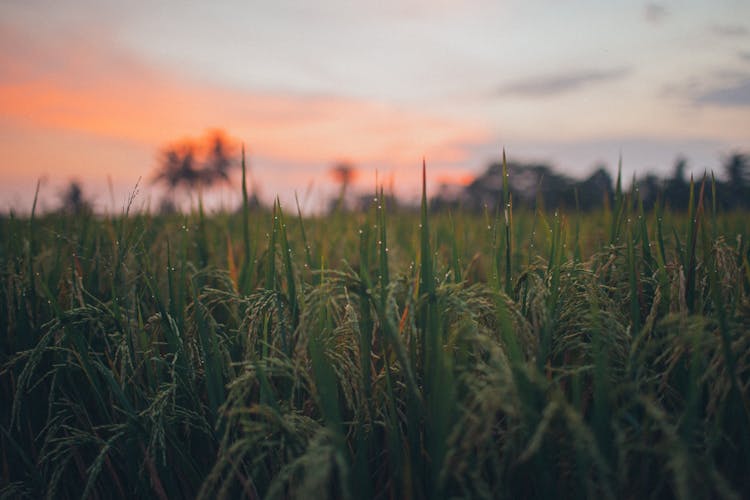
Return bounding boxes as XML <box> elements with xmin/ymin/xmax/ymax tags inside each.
<box><xmin>152</xmin><ymin>130</ymin><xmax>239</xmax><ymax>210</ymax></box>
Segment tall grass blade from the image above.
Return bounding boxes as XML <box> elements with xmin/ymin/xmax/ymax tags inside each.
<box><xmin>239</xmin><ymin>144</ymin><xmax>253</xmax><ymax>294</ymax></box>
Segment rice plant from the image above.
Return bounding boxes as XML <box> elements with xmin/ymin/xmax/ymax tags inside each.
<box><xmin>1</xmin><ymin>162</ymin><xmax>749</xmax><ymax>499</ymax></box>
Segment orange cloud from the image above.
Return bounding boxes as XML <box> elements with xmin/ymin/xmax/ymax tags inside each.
<box><xmin>0</xmin><ymin>81</ymin><xmax>485</xmax><ymax>168</ymax></box>
<box><xmin>0</xmin><ymin>27</ymin><xmax>487</xmax><ymax>166</ymax></box>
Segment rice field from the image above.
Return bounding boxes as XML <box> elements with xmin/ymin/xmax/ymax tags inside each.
<box><xmin>2</xmin><ymin>159</ymin><xmax>750</xmax><ymax>499</ymax></box>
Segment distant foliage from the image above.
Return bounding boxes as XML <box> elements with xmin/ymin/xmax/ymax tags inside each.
<box><xmin>433</xmin><ymin>151</ymin><xmax>750</xmax><ymax>212</ymax></box>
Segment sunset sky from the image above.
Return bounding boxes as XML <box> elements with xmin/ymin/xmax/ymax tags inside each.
<box><xmin>1</xmin><ymin>0</ymin><xmax>749</xmax><ymax>212</ymax></box>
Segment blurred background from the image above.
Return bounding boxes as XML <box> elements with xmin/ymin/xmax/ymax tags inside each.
<box><xmin>1</xmin><ymin>0</ymin><xmax>748</xmax><ymax>213</ymax></box>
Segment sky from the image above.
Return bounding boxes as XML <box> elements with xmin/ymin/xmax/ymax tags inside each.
<box><xmin>1</xmin><ymin>0</ymin><xmax>749</xmax><ymax>213</ymax></box>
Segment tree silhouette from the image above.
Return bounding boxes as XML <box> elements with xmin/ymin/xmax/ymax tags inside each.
<box><xmin>725</xmin><ymin>152</ymin><xmax>748</xmax><ymax>185</ymax></box>
<box><xmin>663</xmin><ymin>157</ymin><xmax>690</xmax><ymax>211</ymax></box>
<box><xmin>154</xmin><ymin>144</ymin><xmax>201</xmax><ymax>191</ymax></box>
<box><xmin>723</xmin><ymin>152</ymin><xmax>749</xmax><ymax>209</ymax></box>
<box><xmin>205</xmin><ymin>131</ymin><xmax>235</xmax><ymax>184</ymax></box>
<box><xmin>59</xmin><ymin>180</ymin><xmax>91</xmax><ymax>215</ymax></box>
<box><xmin>152</xmin><ymin>130</ymin><xmax>239</xmax><ymax>210</ymax></box>
<box><xmin>577</xmin><ymin>167</ymin><xmax>615</xmax><ymax>210</ymax></box>
<box><xmin>637</xmin><ymin>173</ymin><xmax>661</xmax><ymax>210</ymax></box>
<box><xmin>329</xmin><ymin>162</ymin><xmax>358</xmax><ymax>211</ymax></box>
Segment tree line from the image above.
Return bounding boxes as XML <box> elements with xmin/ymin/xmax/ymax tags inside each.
<box><xmin>54</xmin><ymin>133</ymin><xmax>748</xmax><ymax>214</ymax></box>
<box><xmin>432</xmin><ymin>153</ymin><xmax>750</xmax><ymax>213</ymax></box>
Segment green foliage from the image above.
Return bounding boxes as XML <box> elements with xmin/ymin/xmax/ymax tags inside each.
<box><xmin>1</xmin><ymin>167</ymin><xmax>750</xmax><ymax>499</ymax></box>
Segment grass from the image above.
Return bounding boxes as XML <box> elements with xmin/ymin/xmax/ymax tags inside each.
<box><xmin>1</xmin><ymin>164</ymin><xmax>750</xmax><ymax>499</ymax></box>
